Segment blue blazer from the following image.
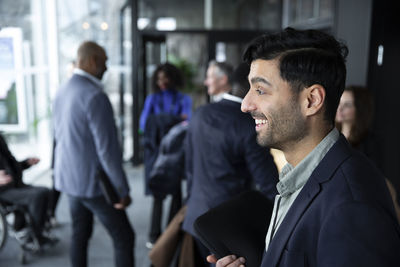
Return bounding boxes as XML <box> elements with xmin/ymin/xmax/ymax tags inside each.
<box><xmin>139</xmin><ymin>89</ymin><xmax>192</xmax><ymax>131</ymax></box>
<box><xmin>261</xmin><ymin>135</ymin><xmax>400</xmax><ymax>267</ymax></box>
<box><xmin>183</xmin><ymin>99</ymin><xmax>278</xmax><ymax>237</ymax></box>
<box><xmin>53</xmin><ymin>74</ymin><xmax>129</xmax><ymax>199</ymax></box>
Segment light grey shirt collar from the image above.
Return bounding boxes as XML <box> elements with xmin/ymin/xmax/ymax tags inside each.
<box><xmin>277</xmin><ymin>128</ymin><xmax>340</xmax><ymax>197</ymax></box>
<box><xmin>73</xmin><ymin>68</ymin><xmax>103</xmax><ymax>89</ymax></box>
<box><xmin>265</xmin><ymin>128</ymin><xmax>340</xmax><ymax>252</ymax></box>
<box><xmin>210</xmin><ymin>92</ymin><xmax>225</xmax><ymax>103</ymax></box>
<box><xmin>222</xmin><ymin>93</ymin><xmax>242</xmax><ymax>103</ymax></box>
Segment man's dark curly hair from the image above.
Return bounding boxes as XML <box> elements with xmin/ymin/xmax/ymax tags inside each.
<box><xmin>243</xmin><ymin>27</ymin><xmax>348</xmax><ymax>125</ymax></box>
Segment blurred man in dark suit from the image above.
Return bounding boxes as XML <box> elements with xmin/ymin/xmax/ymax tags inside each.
<box><xmin>183</xmin><ymin>63</ymin><xmax>279</xmax><ymax>266</ymax></box>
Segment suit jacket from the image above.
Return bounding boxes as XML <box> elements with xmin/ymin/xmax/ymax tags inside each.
<box><xmin>0</xmin><ymin>134</ymin><xmax>30</xmax><ymax>192</ymax></box>
<box><xmin>182</xmin><ymin>98</ymin><xmax>278</xmax><ymax>236</ymax></box>
<box><xmin>53</xmin><ymin>72</ymin><xmax>129</xmax><ymax>198</ymax></box>
<box><xmin>261</xmin><ymin>135</ymin><xmax>400</xmax><ymax>267</ymax></box>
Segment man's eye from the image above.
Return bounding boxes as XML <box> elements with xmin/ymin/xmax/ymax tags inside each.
<box><xmin>256</xmin><ymin>88</ymin><xmax>265</xmax><ymax>95</ymax></box>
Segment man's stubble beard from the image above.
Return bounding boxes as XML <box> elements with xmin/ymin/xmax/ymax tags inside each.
<box><xmin>257</xmin><ymin>97</ymin><xmax>308</xmax><ymax>150</ymax></box>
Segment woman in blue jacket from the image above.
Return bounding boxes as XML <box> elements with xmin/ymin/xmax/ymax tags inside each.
<box><xmin>140</xmin><ymin>63</ymin><xmax>192</xmax><ymax>132</ymax></box>
<box><xmin>140</xmin><ymin>63</ymin><xmax>192</xmax><ymax>248</ymax></box>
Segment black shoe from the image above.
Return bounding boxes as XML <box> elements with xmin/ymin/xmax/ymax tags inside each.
<box><xmin>21</xmin><ymin>236</ymin><xmax>40</xmax><ymax>252</ymax></box>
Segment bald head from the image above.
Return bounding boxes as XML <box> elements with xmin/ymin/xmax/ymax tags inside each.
<box><xmin>76</xmin><ymin>41</ymin><xmax>108</xmax><ymax>80</ymax></box>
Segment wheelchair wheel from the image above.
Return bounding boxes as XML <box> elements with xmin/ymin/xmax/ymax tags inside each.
<box><xmin>0</xmin><ymin>211</ymin><xmax>7</xmax><ymax>250</ymax></box>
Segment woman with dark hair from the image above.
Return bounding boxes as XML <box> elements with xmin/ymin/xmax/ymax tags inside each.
<box><xmin>140</xmin><ymin>63</ymin><xmax>192</xmax><ymax>249</ymax></box>
<box><xmin>335</xmin><ymin>85</ymin><xmax>374</xmax><ymax>149</ymax></box>
<box><xmin>336</xmin><ymin>85</ymin><xmax>400</xmax><ymax>223</ymax></box>
<box><xmin>139</xmin><ymin>63</ymin><xmax>192</xmax><ymax>131</ymax></box>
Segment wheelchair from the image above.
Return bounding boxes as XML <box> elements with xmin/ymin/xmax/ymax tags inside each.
<box><xmin>0</xmin><ymin>199</ymin><xmax>43</xmax><ymax>264</ymax></box>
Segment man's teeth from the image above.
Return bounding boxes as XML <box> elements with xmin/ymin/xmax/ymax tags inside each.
<box><xmin>255</xmin><ymin>119</ymin><xmax>267</xmax><ymax>125</ymax></box>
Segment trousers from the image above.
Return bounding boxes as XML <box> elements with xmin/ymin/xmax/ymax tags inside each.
<box><xmin>68</xmin><ymin>195</ymin><xmax>135</xmax><ymax>267</ymax></box>
<box><xmin>0</xmin><ymin>185</ymin><xmax>49</xmax><ymax>236</ymax></box>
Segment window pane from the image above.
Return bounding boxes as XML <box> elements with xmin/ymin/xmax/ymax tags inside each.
<box><xmin>0</xmin><ymin>0</ymin><xmax>53</xmax><ymax>180</ymax></box>
<box><xmin>138</xmin><ymin>0</ymin><xmax>281</xmax><ymax>31</ymax></box>
<box><xmin>139</xmin><ymin>0</ymin><xmax>204</xmax><ymax>30</ymax></box>
<box><xmin>284</xmin><ymin>0</ymin><xmax>334</xmax><ymax>28</ymax></box>
<box><xmin>212</xmin><ymin>0</ymin><xmax>281</xmax><ymax>30</ymax></box>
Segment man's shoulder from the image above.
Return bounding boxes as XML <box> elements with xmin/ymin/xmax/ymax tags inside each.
<box><xmin>192</xmin><ymin>102</ymin><xmax>254</xmax><ymax>138</ymax></box>
<box><xmin>200</xmin><ymin>99</ymin><xmax>241</xmax><ymax>113</ymax></box>
<box><xmin>193</xmin><ymin>101</ymin><xmax>237</xmax><ymax>119</ymax></box>
<box><xmin>320</xmin><ymin>145</ymin><xmax>387</xmax><ymax>204</ymax></box>
<box><xmin>61</xmin><ymin>75</ymin><xmax>103</xmax><ymax>98</ymax></box>
<box><xmin>309</xmin><ymin>137</ymin><xmax>379</xmax><ymax>193</ymax></box>
<box><xmin>55</xmin><ymin>76</ymin><xmax>106</xmax><ymax>116</ymax></box>
<box><xmin>340</xmin><ymin>149</ymin><xmax>381</xmax><ymax>178</ymax></box>
<box><xmin>66</xmin><ymin>74</ymin><xmax>101</xmax><ymax>91</ymax></box>
<box><xmin>192</xmin><ymin>103</ymin><xmax>212</xmax><ymax>117</ymax></box>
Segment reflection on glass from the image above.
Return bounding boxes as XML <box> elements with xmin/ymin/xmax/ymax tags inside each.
<box><xmin>138</xmin><ymin>18</ymin><xmax>150</xmax><ymax>30</ymax></box>
<box><xmin>216</xmin><ymin>42</ymin><xmax>226</xmax><ymax>62</ymax></box>
<box><xmin>284</xmin><ymin>0</ymin><xmax>334</xmax><ymax>28</ymax></box>
<box><xmin>0</xmin><ymin>28</ymin><xmax>27</xmax><ymax>132</ymax></box>
<box><xmin>213</xmin><ymin>0</ymin><xmax>281</xmax><ymax>30</ymax></box>
<box><xmin>138</xmin><ymin>0</ymin><xmax>280</xmax><ymax>30</ymax></box>
<box><xmin>156</xmin><ymin>18</ymin><xmax>177</xmax><ymax>31</ymax></box>
<box><xmin>320</xmin><ymin>0</ymin><xmax>334</xmax><ymax>18</ymax></box>
<box><xmin>139</xmin><ymin>0</ymin><xmax>204</xmax><ymax>29</ymax></box>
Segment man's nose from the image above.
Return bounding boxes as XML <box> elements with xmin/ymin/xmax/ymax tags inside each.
<box><xmin>241</xmin><ymin>91</ymin><xmax>254</xmax><ymax>113</ymax></box>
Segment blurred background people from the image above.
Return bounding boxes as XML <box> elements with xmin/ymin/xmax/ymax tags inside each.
<box><xmin>0</xmin><ymin>133</ymin><xmax>55</xmax><ymax>247</ymax></box>
<box><xmin>335</xmin><ymin>85</ymin><xmax>400</xmax><ymax>222</ymax></box>
<box><xmin>335</xmin><ymin>85</ymin><xmax>375</xmax><ymax>154</ymax></box>
<box><xmin>53</xmin><ymin>41</ymin><xmax>134</xmax><ymax>267</ymax></box>
<box><xmin>183</xmin><ymin>63</ymin><xmax>279</xmax><ymax>266</ymax></box>
<box><xmin>203</xmin><ymin>61</ymin><xmax>233</xmax><ymax>102</ymax></box>
<box><xmin>140</xmin><ymin>62</ymin><xmax>192</xmax><ymax>249</ymax></box>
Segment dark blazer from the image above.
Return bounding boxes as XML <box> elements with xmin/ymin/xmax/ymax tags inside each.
<box><xmin>149</xmin><ymin>122</ymin><xmax>188</xmax><ymax>196</ymax></box>
<box><xmin>143</xmin><ymin>114</ymin><xmax>183</xmax><ymax>195</ymax></box>
<box><xmin>182</xmin><ymin>98</ymin><xmax>278</xmax><ymax>236</ymax></box>
<box><xmin>261</xmin><ymin>135</ymin><xmax>400</xmax><ymax>267</ymax></box>
<box><xmin>0</xmin><ymin>134</ymin><xmax>30</xmax><ymax>192</ymax></box>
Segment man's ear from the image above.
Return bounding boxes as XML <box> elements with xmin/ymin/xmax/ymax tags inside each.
<box><xmin>84</xmin><ymin>55</ymin><xmax>97</xmax><ymax>75</ymax></box>
<box><xmin>89</xmin><ymin>55</ymin><xmax>98</xmax><ymax>68</ymax></box>
<box><xmin>220</xmin><ymin>75</ymin><xmax>228</xmax><ymax>85</ymax></box>
<box><xmin>304</xmin><ymin>84</ymin><xmax>325</xmax><ymax>116</ymax></box>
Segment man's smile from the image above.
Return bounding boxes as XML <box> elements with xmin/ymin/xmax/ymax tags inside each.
<box><xmin>254</xmin><ymin>118</ymin><xmax>268</xmax><ymax>130</ymax></box>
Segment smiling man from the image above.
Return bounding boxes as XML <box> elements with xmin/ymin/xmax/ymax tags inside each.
<box><xmin>208</xmin><ymin>28</ymin><xmax>400</xmax><ymax>267</ymax></box>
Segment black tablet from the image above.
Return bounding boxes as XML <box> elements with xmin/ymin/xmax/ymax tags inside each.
<box><xmin>193</xmin><ymin>190</ymin><xmax>273</xmax><ymax>267</ymax></box>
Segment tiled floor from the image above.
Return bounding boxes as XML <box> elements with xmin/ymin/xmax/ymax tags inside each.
<box><xmin>0</xmin><ymin>163</ymin><xmax>175</xmax><ymax>267</ymax></box>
